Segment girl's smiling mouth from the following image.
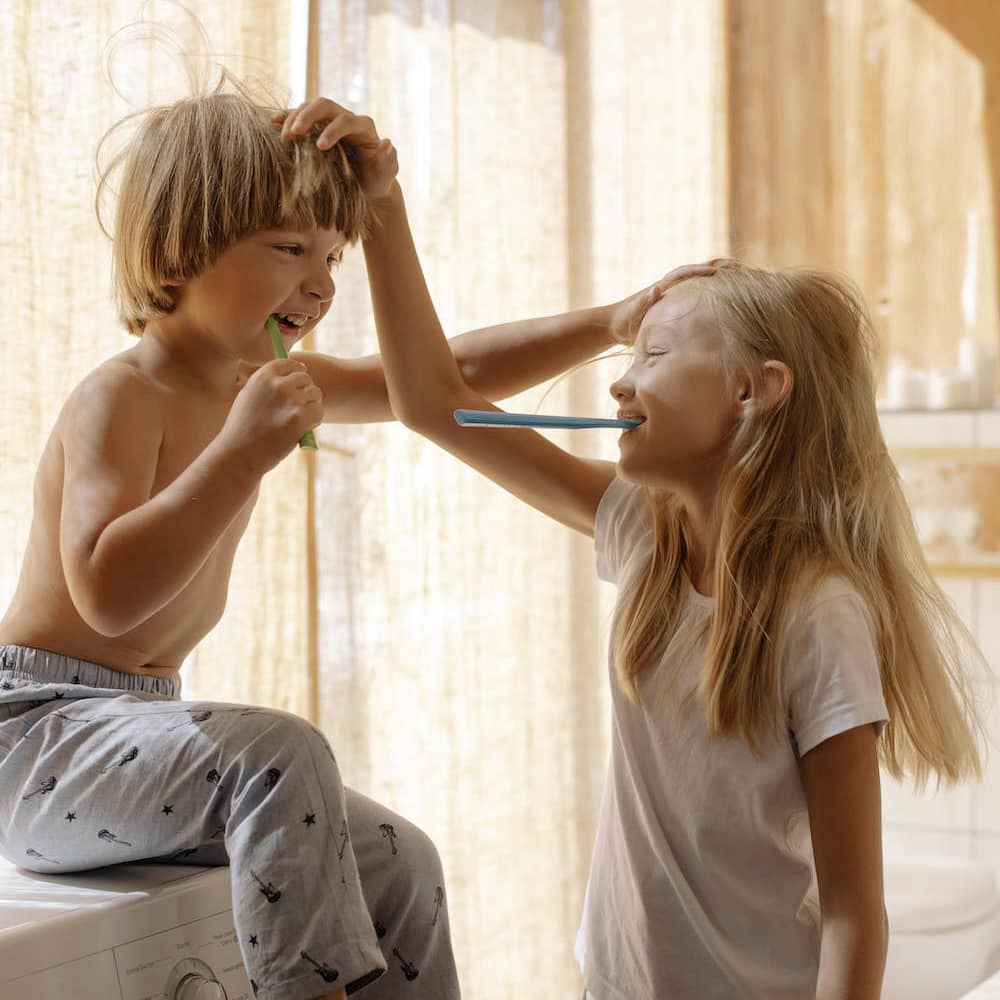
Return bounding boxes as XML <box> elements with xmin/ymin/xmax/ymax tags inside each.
<box><xmin>618</xmin><ymin>412</ymin><xmax>646</xmax><ymax>434</ymax></box>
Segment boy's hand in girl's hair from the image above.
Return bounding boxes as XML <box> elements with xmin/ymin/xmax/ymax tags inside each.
<box><xmin>276</xmin><ymin>97</ymin><xmax>399</xmax><ymax>200</ymax></box>
<box><xmin>608</xmin><ymin>262</ymin><xmax>718</xmax><ymax>345</ymax></box>
<box><xmin>218</xmin><ymin>358</ymin><xmax>324</xmax><ymax>475</ymax></box>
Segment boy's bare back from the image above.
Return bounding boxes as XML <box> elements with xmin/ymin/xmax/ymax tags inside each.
<box><xmin>0</xmin><ymin>346</ymin><xmax>258</xmax><ymax>676</ymax></box>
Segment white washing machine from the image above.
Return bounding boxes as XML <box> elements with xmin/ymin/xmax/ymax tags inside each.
<box><xmin>0</xmin><ymin>857</ymin><xmax>251</xmax><ymax>1000</ymax></box>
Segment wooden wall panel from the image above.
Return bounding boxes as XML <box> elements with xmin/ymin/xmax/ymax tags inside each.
<box><xmin>728</xmin><ymin>0</ymin><xmax>998</xmax><ymax>382</ymax></box>
<box><xmin>728</xmin><ymin>0</ymin><xmax>835</xmax><ymax>269</ymax></box>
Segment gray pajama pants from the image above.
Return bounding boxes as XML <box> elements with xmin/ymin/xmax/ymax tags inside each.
<box><xmin>0</xmin><ymin>645</ymin><xmax>461</xmax><ymax>1000</ymax></box>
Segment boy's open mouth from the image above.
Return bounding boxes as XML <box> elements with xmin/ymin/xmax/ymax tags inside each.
<box><xmin>274</xmin><ymin>312</ymin><xmax>309</xmax><ymax>333</ymax></box>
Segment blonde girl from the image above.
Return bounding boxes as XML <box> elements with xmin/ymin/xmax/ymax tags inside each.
<box><xmin>285</xmin><ymin>102</ymin><xmax>986</xmax><ymax>1000</ymax></box>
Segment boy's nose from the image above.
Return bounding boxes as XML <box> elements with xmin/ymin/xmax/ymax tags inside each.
<box><xmin>305</xmin><ymin>269</ymin><xmax>335</xmax><ymax>304</ymax></box>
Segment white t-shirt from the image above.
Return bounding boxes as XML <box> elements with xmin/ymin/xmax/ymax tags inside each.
<box><xmin>575</xmin><ymin>478</ymin><xmax>889</xmax><ymax>1000</ymax></box>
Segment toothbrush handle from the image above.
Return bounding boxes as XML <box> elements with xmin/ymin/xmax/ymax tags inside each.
<box><xmin>453</xmin><ymin>409</ymin><xmax>638</xmax><ymax>430</ymax></box>
<box><xmin>267</xmin><ymin>317</ymin><xmax>318</xmax><ymax>450</ymax></box>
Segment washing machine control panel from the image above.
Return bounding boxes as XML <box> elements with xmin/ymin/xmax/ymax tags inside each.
<box><xmin>115</xmin><ymin>911</ymin><xmax>251</xmax><ymax>1000</ymax></box>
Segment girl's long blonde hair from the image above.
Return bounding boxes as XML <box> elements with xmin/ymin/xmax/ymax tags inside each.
<box><xmin>612</xmin><ymin>261</ymin><xmax>986</xmax><ymax>787</ymax></box>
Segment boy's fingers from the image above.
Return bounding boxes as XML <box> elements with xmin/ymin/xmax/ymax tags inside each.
<box><xmin>653</xmin><ymin>264</ymin><xmax>716</xmax><ymax>294</ymax></box>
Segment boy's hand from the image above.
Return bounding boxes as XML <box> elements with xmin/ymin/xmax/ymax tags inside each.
<box><xmin>217</xmin><ymin>359</ymin><xmax>323</xmax><ymax>475</ymax></box>
<box><xmin>276</xmin><ymin>98</ymin><xmax>398</xmax><ymax>200</ymax></box>
<box><xmin>608</xmin><ymin>262</ymin><xmax>719</xmax><ymax>346</ymax></box>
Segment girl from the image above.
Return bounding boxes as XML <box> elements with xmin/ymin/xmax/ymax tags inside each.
<box><xmin>287</xmin><ymin>101</ymin><xmax>988</xmax><ymax>999</ymax></box>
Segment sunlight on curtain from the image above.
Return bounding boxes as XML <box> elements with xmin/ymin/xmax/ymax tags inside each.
<box><xmin>0</xmin><ymin>1</ymin><xmax>306</xmax><ymax>714</ymax></box>
<box><xmin>310</xmin><ymin>2</ymin><xmax>726</xmax><ymax>995</ymax></box>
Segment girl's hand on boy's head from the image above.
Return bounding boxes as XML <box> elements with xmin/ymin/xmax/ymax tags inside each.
<box><xmin>609</xmin><ymin>262</ymin><xmax>718</xmax><ymax>345</ymax></box>
<box><xmin>275</xmin><ymin>98</ymin><xmax>398</xmax><ymax>200</ymax></box>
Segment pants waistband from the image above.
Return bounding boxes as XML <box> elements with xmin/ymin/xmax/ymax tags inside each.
<box><xmin>0</xmin><ymin>645</ymin><xmax>181</xmax><ymax>699</ymax></box>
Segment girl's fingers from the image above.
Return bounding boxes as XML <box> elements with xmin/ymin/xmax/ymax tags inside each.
<box><xmin>281</xmin><ymin>100</ymin><xmax>310</xmax><ymax>139</ymax></box>
<box><xmin>316</xmin><ymin>113</ymin><xmax>360</xmax><ymax>149</ymax></box>
<box><xmin>286</xmin><ymin>98</ymin><xmax>361</xmax><ymax>142</ymax></box>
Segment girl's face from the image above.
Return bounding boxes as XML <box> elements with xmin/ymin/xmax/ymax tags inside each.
<box><xmin>610</xmin><ymin>282</ymin><xmax>744</xmax><ymax>492</ymax></box>
<box><xmin>170</xmin><ymin>224</ymin><xmax>345</xmax><ymax>366</ymax></box>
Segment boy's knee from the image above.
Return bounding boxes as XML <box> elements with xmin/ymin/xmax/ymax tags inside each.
<box><xmin>231</xmin><ymin>710</ymin><xmax>340</xmax><ymax>785</ymax></box>
<box><xmin>383</xmin><ymin>816</ymin><xmax>447</xmax><ymax>904</ymax></box>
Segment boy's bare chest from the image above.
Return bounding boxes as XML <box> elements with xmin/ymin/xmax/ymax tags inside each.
<box><xmin>153</xmin><ymin>397</ymin><xmax>259</xmax><ymax>544</ymax></box>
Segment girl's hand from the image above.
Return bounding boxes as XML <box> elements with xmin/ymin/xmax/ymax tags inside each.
<box><xmin>608</xmin><ymin>262</ymin><xmax>719</xmax><ymax>346</ymax></box>
<box><xmin>275</xmin><ymin>98</ymin><xmax>399</xmax><ymax>200</ymax></box>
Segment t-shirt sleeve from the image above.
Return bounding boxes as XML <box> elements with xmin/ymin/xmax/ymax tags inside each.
<box><xmin>783</xmin><ymin>589</ymin><xmax>889</xmax><ymax>757</ymax></box>
<box><xmin>594</xmin><ymin>477</ymin><xmax>653</xmax><ymax>584</ymax></box>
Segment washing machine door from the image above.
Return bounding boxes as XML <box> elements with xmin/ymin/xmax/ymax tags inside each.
<box><xmin>165</xmin><ymin>957</ymin><xmax>229</xmax><ymax>999</ymax></box>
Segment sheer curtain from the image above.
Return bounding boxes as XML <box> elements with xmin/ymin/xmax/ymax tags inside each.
<box><xmin>307</xmin><ymin>3</ymin><xmax>726</xmax><ymax>995</ymax></box>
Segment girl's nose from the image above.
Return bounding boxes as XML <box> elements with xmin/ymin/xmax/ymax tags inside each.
<box><xmin>609</xmin><ymin>375</ymin><xmax>633</xmax><ymax>402</ymax></box>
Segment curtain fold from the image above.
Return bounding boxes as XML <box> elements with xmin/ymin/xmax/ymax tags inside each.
<box><xmin>309</xmin><ymin>3</ymin><xmax>727</xmax><ymax>995</ymax></box>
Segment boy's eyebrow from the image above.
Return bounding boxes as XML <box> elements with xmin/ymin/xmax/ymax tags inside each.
<box><xmin>264</xmin><ymin>228</ymin><xmax>347</xmax><ymax>252</ymax></box>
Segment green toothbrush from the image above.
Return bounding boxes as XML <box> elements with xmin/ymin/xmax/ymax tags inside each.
<box><xmin>266</xmin><ymin>314</ymin><xmax>318</xmax><ymax>450</ymax></box>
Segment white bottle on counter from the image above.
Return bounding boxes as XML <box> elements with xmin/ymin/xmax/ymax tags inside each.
<box><xmin>927</xmin><ymin>368</ymin><xmax>975</xmax><ymax>409</ymax></box>
<box><xmin>884</xmin><ymin>363</ymin><xmax>930</xmax><ymax>410</ymax></box>
<box><xmin>957</xmin><ymin>337</ymin><xmax>997</xmax><ymax>408</ymax></box>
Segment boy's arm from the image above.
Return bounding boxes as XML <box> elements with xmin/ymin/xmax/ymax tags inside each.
<box><xmin>60</xmin><ymin>365</ymin><xmax>275</xmax><ymax>637</ymax></box>
<box><xmin>296</xmin><ymin>306</ymin><xmax>617</xmax><ymax>424</ymax></box>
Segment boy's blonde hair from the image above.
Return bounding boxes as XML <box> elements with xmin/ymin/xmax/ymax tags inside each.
<box><xmin>97</xmin><ymin>73</ymin><xmax>374</xmax><ymax>334</ymax></box>
<box><xmin>612</xmin><ymin>261</ymin><xmax>986</xmax><ymax>787</ymax></box>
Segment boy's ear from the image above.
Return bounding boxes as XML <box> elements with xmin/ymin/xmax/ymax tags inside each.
<box><xmin>737</xmin><ymin>360</ymin><xmax>793</xmax><ymax>414</ymax></box>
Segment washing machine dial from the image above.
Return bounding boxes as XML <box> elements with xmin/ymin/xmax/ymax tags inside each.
<box><xmin>176</xmin><ymin>975</ymin><xmax>227</xmax><ymax>1000</ymax></box>
<box><xmin>166</xmin><ymin>957</ymin><xmax>229</xmax><ymax>1000</ymax></box>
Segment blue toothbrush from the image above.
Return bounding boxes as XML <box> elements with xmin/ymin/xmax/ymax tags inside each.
<box><xmin>454</xmin><ymin>409</ymin><xmax>640</xmax><ymax>430</ymax></box>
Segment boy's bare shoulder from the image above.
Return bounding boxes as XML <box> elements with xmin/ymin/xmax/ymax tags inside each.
<box><xmin>58</xmin><ymin>352</ymin><xmax>167</xmax><ymax>456</ymax></box>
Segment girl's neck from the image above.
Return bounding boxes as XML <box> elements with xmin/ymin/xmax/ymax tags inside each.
<box><xmin>681</xmin><ymin>492</ymin><xmax>718</xmax><ymax>598</ymax></box>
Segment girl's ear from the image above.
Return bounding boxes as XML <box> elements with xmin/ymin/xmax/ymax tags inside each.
<box><xmin>737</xmin><ymin>360</ymin><xmax>793</xmax><ymax>414</ymax></box>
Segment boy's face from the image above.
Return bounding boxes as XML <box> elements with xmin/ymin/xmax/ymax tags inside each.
<box><xmin>170</xmin><ymin>224</ymin><xmax>346</xmax><ymax>365</ymax></box>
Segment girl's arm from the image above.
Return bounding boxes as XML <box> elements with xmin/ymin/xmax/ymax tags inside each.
<box><xmin>280</xmin><ymin>99</ymin><xmax>697</xmax><ymax>535</ymax></box>
<box><xmin>363</xmin><ymin>180</ymin><xmax>616</xmax><ymax>536</ymax></box>
<box><xmin>798</xmin><ymin>723</ymin><xmax>889</xmax><ymax>999</ymax></box>
<box><xmin>296</xmin><ymin>305</ymin><xmax>619</xmax><ymax>425</ymax></box>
